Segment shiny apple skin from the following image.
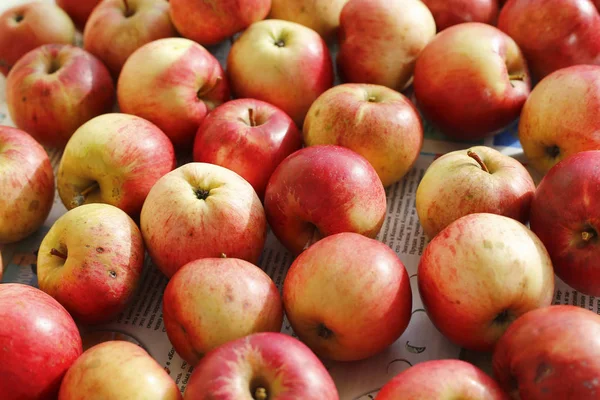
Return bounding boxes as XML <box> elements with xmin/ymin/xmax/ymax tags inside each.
<box><xmin>422</xmin><ymin>0</ymin><xmax>499</xmax><ymax>31</ymax></box>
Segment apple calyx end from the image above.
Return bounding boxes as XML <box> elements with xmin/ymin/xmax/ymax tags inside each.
<box><xmin>50</xmin><ymin>248</ymin><xmax>68</xmax><ymax>260</ymax></box>
<box><xmin>492</xmin><ymin>309</ymin><xmax>515</xmax><ymax>327</ymax></box>
<box><xmin>253</xmin><ymin>387</ymin><xmax>268</xmax><ymax>400</ymax></box>
<box><xmin>581</xmin><ymin>229</ymin><xmax>597</xmax><ymax>243</ymax></box>
<box><xmin>545</xmin><ymin>145</ymin><xmax>560</xmax><ymax>159</ymax></box>
<box><xmin>467</xmin><ymin>150</ymin><xmax>490</xmax><ymax>173</ymax></box>
<box><xmin>274</xmin><ymin>39</ymin><xmax>285</xmax><ymax>48</ymax></box>
<box><xmin>367</xmin><ymin>96</ymin><xmax>377</xmax><ymax>103</ymax></box>
<box><xmin>317</xmin><ymin>323</ymin><xmax>334</xmax><ymax>340</ymax></box>
<box><xmin>13</xmin><ymin>13</ymin><xmax>24</xmax><ymax>23</ymax></box>
<box><xmin>194</xmin><ymin>188</ymin><xmax>210</xmax><ymax>200</ymax></box>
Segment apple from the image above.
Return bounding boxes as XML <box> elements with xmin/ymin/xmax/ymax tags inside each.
<box><xmin>57</xmin><ymin>0</ymin><xmax>102</xmax><ymax>31</ymax></box>
<box><xmin>421</xmin><ymin>0</ymin><xmax>499</xmax><ymax>31</ymax></box>
<box><xmin>118</xmin><ymin>37</ymin><xmax>231</xmax><ymax>150</ymax></box>
<box><xmin>283</xmin><ymin>232</ymin><xmax>412</xmax><ymax>361</ymax></box>
<box><xmin>37</xmin><ymin>203</ymin><xmax>145</xmax><ymax>325</ymax></box>
<box><xmin>59</xmin><ymin>341</ymin><xmax>182</xmax><ymax>400</ymax></box>
<box><xmin>0</xmin><ymin>126</ymin><xmax>54</xmax><ymax>244</ymax></box>
<box><xmin>268</xmin><ymin>0</ymin><xmax>349</xmax><ymax>37</ymax></box>
<box><xmin>184</xmin><ymin>332</ymin><xmax>339</xmax><ymax>399</ymax></box>
<box><xmin>0</xmin><ymin>2</ymin><xmax>75</xmax><ymax>76</ymax></box>
<box><xmin>57</xmin><ymin>113</ymin><xmax>176</xmax><ymax>218</ymax></box>
<box><xmin>264</xmin><ymin>145</ymin><xmax>387</xmax><ymax>255</ymax></box>
<box><xmin>193</xmin><ymin>98</ymin><xmax>302</xmax><ymax>199</ymax></box>
<box><xmin>83</xmin><ymin>0</ymin><xmax>177</xmax><ymax>77</ymax></box>
<box><xmin>518</xmin><ymin>65</ymin><xmax>600</xmax><ymax>175</ymax></box>
<box><xmin>6</xmin><ymin>44</ymin><xmax>115</xmax><ymax>148</ymax></box>
<box><xmin>163</xmin><ymin>257</ymin><xmax>283</xmax><ymax>366</ymax></box>
<box><xmin>418</xmin><ymin>213</ymin><xmax>555</xmax><ymax>351</ymax></box>
<box><xmin>0</xmin><ymin>284</ymin><xmax>83</xmax><ymax>400</ymax></box>
<box><xmin>140</xmin><ymin>162</ymin><xmax>267</xmax><ymax>278</ymax></box>
<box><xmin>303</xmin><ymin>83</ymin><xmax>423</xmax><ymax>187</ymax></box>
<box><xmin>337</xmin><ymin>0</ymin><xmax>436</xmax><ymax>91</ymax></box>
<box><xmin>227</xmin><ymin>19</ymin><xmax>334</xmax><ymax>127</ymax></box>
<box><xmin>377</xmin><ymin>359</ymin><xmax>510</xmax><ymax>399</ymax></box>
<box><xmin>498</xmin><ymin>0</ymin><xmax>600</xmax><ymax>81</ymax></box>
<box><xmin>170</xmin><ymin>0</ymin><xmax>271</xmax><ymax>46</ymax></box>
<box><xmin>529</xmin><ymin>150</ymin><xmax>600</xmax><ymax>296</ymax></box>
<box><xmin>413</xmin><ymin>22</ymin><xmax>531</xmax><ymax>140</ymax></box>
<box><xmin>493</xmin><ymin>305</ymin><xmax>600</xmax><ymax>399</ymax></box>
<box><xmin>416</xmin><ymin>146</ymin><xmax>535</xmax><ymax>239</ymax></box>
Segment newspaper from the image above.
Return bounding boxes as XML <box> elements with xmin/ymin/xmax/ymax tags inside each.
<box><xmin>1</xmin><ymin>0</ymin><xmax>598</xmax><ymax>398</ymax></box>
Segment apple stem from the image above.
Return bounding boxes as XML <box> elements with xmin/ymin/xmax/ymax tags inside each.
<box><xmin>582</xmin><ymin>230</ymin><xmax>596</xmax><ymax>242</ymax></box>
<box><xmin>248</xmin><ymin>108</ymin><xmax>257</xmax><ymax>127</ymax></box>
<box><xmin>254</xmin><ymin>388</ymin><xmax>267</xmax><ymax>400</ymax></box>
<box><xmin>467</xmin><ymin>150</ymin><xmax>490</xmax><ymax>173</ymax></box>
<box><xmin>220</xmin><ymin>253</ymin><xmax>227</xmax><ymax>258</ymax></box>
<box><xmin>50</xmin><ymin>248</ymin><xmax>67</xmax><ymax>260</ymax></box>
<box><xmin>72</xmin><ymin>182</ymin><xmax>100</xmax><ymax>208</ymax></box>
<box><xmin>302</xmin><ymin>227</ymin><xmax>322</xmax><ymax>251</ymax></box>
<box><xmin>197</xmin><ymin>76</ymin><xmax>222</xmax><ymax>99</ymax></box>
<box><xmin>123</xmin><ymin>0</ymin><xmax>130</xmax><ymax>15</ymax></box>
<box><xmin>509</xmin><ymin>73</ymin><xmax>525</xmax><ymax>81</ymax></box>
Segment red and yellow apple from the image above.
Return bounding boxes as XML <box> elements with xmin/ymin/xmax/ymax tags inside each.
<box><xmin>268</xmin><ymin>0</ymin><xmax>349</xmax><ymax>37</ymax></box>
<box><xmin>421</xmin><ymin>0</ymin><xmax>499</xmax><ymax>31</ymax></box>
<box><xmin>56</xmin><ymin>0</ymin><xmax>102</xmax><ymax>31</ymax></box>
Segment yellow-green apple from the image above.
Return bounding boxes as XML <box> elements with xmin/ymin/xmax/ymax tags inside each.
<box><xmin>337</xmin><ymin>0</ymin><xmax>436</xmax><ymax>91</ymax></box>
<box><xmin>37</xmin><ymin>203</ymin><xmax>145</xmax><ymax>325</ymax></box>
<box><xmin>421</xmin><ymin>0</ymin><xmax>499</xmax><ymax>31</ymax></box>
<box><xmin>413</xmin><ymin>22</ymin><xmax>530</xmax><ymax>140</ymax></box>
<box><xmin>283</xmin><ymin>232</ymin><xmax>412</xmax><ymax>361</ymax></box>
<box><xmin>118</xmin><ymin>37</ymin><xmax>231</xmax><ymax>150</ymax></box>
<box><xmin>518</xmin><ymin>65</ymin><xmax>600</xmax><ymax>175</ymax></box>
<box><xmin>83</xmin><ymin>0</ymin><xmax>177</xmax><ymax>77</ymax></box>
<box><xmin>59</xmin><ymin>341</ymin><xmax>182</xmax><ymax>400</ymax></box>
<box><xmin>193</xmin><ymin>98</ymin><xmax>302</xmax><ymax>199</ymax></box>
<box><xmin>303</xmin><ymin>83</ymin><xmax>423</xmax><ymax>187</ymax></box>
<box><xmin>377</xmin><ymin>359</ymin><xmax>510</xmax><ymax>399</ymax></box>
<box><xmin>184</xmin><ymin>332</ymin><xmax>339</xmax><ymax>399</ymax></box>
<box><xmin>498</xmin><ymin>0</ymin><xmax>600</xmax><ymax>81</ymax></box>
<box><xmin>264</xmin><ymin>145</ymin><xmax>387</xmax><ymax>255</ymax></box>
<box><xmin>418</xmin><ymin>213</ymin><xmax>555</xmax><ymax>352</ymax></box>
<box><xmin>0</xmin><ymin>284</ymin><xmax>82</xmax><ymax>400</ymax></box>
<box><xmin>140</xmin><ymin>162</ymin><xmax>267</xmax><ymax>278</ymax></box>
<box><xmin>57</xmin><ymin>113</ymin><xmax>176</xmax><ymax>218</ymax></box>
<box><xmin>163</xmin><ymin>257</ymin><xmax>283</xmax><ymax>366</ymax></box>
<box><xmin>0</xmin><ymin>2</ymin><xmax>75</xmax><ymax>76</ymax></box>
<box><xmin>6</xmin><ymin>44</ymin><xmax>115</xmax><ymax>148</ymax></box>
<box><xmin>493</xmin><ymin>305</ymin><xmax>600</xmax><ymax>399</ymax></box>
<box><xmin>416</xmin><ymin>146</ymin><xmax>535</xmax><ymax>239</ymax></box>
<box><xmin>268</xmin><ymin>0</ymin><xmax>349</xmax><ymax>37</ymax></box>
<box><xmin>0</xmin><ymin>126</ymin><xmax>54</xmax><ymax>244</ymax></box>
<box><xmin>227</xmin><ymin>19</ymin><xmax>334</xmax><ymax>127</ymax></box>
<box><xmin>170</xmin><ymin>0</ymin><xmax>271</xmax><ymax>45</ymax></box>
<box><xmin>529</xmin><ymin>151</ymin><xmax>600</xmax><ymax>296</ymax></box>
<box><xmin>57</xmin><ymin>0</ymin><xmax>102</xmax><ymax>31</ymax></box>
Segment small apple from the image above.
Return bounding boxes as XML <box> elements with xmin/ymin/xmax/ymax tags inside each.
<box><xmin>421</xmin><ymin>0</ymin><xmax>499</xmax><ymax>31</ymax></box>
<box><xmin>57</xmin><ymin>0</ymin><xmax>102</xmax><ymax>31</ymax></box>
<box><xmin>140</xmin><ymin>162</ymin><xmax>267</xmax><ymax>278</ymax></box>
<box><xmin>57</xmin><ymin>113</ymin><xmax>176</xmax><ymax>218</ymax></box>
<box><xmin>0</xmin><ymin>284</ymin><xmax>83</xmax><ymax>400</ymax></box>
<box><xmin>0</xmin><ymin>126</ymin><xmax>54</xmax><ymax>244</ymax></box>
<box><xmin>118</xmin><ymin>37</ymin><xmax>231</xmax><ymax>150</ymax></box>
<box><xmin>416</xmin><ymin>146</ymin><xmax>535</xmax><ymax>239</ymax></box>
<box><xmin>184</xmin><ymin>332</ymin><xmax>339</xmax><ymax>399</ymax></box>
<box><xmin>6</xmin><ymin>44</ymin><xmax>115</xmax><ymax>148</ymax></box>
<box><xmin>193</xmin><ymin>98</ymin><xmax>302</xmax><ymax>199</ymax></box>
<box><xmin>268</xmin><ymin>0</ymin><xmax>349</xmax><ymax>37</ymax></box>
<box><xmin>227</xmin><ymin>19</ymin><xmax>334</xmax><ymax>127</ymax></box>
<box><xmin>59</xmin><ymin>341</ymin><xmax>182</xmax><ymax>400</ymax></box>
<box><xmin>413</xmin><ymin>22</ymin><xmax>531</xmax><ymax>140</ymax></box>
<box><xmin>303</xmin><ymin>83</ymin><xmax>423</xmax><ymax>187</ymax></box>
<box><xmin>418</xmin><ymin>213</ymin><xmax>555</xmax><ymax>351</ymax></box>
<box><xmin>0</xmin><ymin>2</ymin><xmax>75</xmax><ymax>76</ymax></box>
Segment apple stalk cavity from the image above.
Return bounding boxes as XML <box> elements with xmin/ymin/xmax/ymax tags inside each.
<box><xmin>50</xmin><ymin>248</ymin><xmax>68</xmax><ymax>260</ymax></box>
<box><xmin>72</xmin><ymin>181</ymin><xmax>100</xmax><ymax>208</ymax></box>
<box><xmin>197</xmin><ymin>76</ymin><xmax>222</xmax><ymax>100</ymax></box>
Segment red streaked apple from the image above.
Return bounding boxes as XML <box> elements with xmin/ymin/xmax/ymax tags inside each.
<box><xmin>118</xmin><ymin>37</ymin><xmax>231</xmax><ymax>150</ymax></box>
<box><xmin>418</xmin><ymin>213</ymin><xmax>555</xmax><ymax>351</ymax></box>
<box><xmin>268</xmin><ymin>0</ymin><xmax>349</xmax><ymax>37</ymax></box>
<box><xmin>303</xmin><ymin>83</ymin><xmax>423</xmax><ymax>187</ymax></box>
<box><xmin>56</xmin><ymin>0</ymin><xmax>102</xmax><ymax>31</ymax></box>
<box><xmin>6</xmin><ymin>44</ymin><xmax>115</xmax><ymax>148</ymax></box>
<box><xmin>227</xmin><ymin>19</ymin><xmax>334</xmax><ymax>127</ymax></box>
<box><xmin>140</xmin><ymin>162</ymin><xmax>267</xmax><ymax>278</ymax></box>
<box><xmin>421</xmin><ymin>0</ymin><xmax>499</xmax><ymax>31</ymax></box>
<box><xmin>264</xmin><ymin>145</ymin><xmax>387</xmax><ymax>255</ymax></box>
<box><xmin>413</xmin><ymin>22</ymin><xmax>531</xmax><ymax>140</ymax></box>
<box><xmin>0</xmin><ymin>126</ymin><xmax>54</xmax><ymax>244</ymax></box>
<box><xmin>184</xmin><ymin>332</ymin><xmax>339</xmax><ymax>399</ymax></box>
<box><xmin>193</xmin><ymin>98</ymin><xmax>302</xmax><ymax>199</ymax></box>
<box><xmin>283</xmin><ymin>232</ymin><xmax>412</xmax><ymax>361</ymax></box>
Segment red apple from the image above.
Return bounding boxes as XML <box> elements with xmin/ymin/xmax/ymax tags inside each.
<box><xmin>421</xmin><ymin>0</ymin><xmax>499</xmax><ymax>31</ymax></box>
<box><xmin>227</xmin><ymin>19</ymin><xmax>334</xmax><ymax>127</ymax></box>
<box><xmin>493</xmin><ymin>305</ymin><xmax>600</xmax><ymax>399</ymax></box>
<box><xmin>413</xmin><ymin>22</ymin><xmax>531</xmax><ymax>140</ymax></box>
<box><xmin>193</xmin><ymin>98</ymin><xmax>302</xmax><ymax>199</ymax></box>
<box><xmin>118</xmin><ymin>37</ymin><xmax>231</xmax><ymax>150</ymax></box>
<box><xmin>0</xmin><ymin>284</ymin><xmax>83</xmax><ymax>400</ymax></box>
<box><xmin>170</xmin><ymin>0</ymin><xmax>271</xmax><ymax>45</ymax></box>
<box><xmin>6</xmin><ymin>44</ymin><xmax>115</xmax><ymax>148</ymax></box>
<box><xmin>184</xmin><ymin>332</ymin><xmax>339</xmax><ymax>399</ymax></box>
<box><xmin>264</xmin><ymin>145</ymin><xmax>387</xmax><ymax>255</ymax></box>
<box><xmin>418</xmin><ymin>213</ymin><xmax>555</xmax><ymax>351</ymax></box>
<box><xmin>0</xmin><ymin>2</ymin><xmax>75</xmax><ymax>76</ymax></box>
<box><xmin>57</xmin><ymin>0</ymin><xmax>102</xmax><ymax>31</ymax></box>
<box><xmin>0</xmin><ymin>126</ymin><xmax>54</xmax><ymax>244</ymax></box>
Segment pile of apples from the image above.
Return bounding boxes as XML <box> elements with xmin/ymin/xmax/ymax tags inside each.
<box><xmin>2</xmin><ymin>0</ymin><xmax>600</xmax><ymax>399</ymax></box>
